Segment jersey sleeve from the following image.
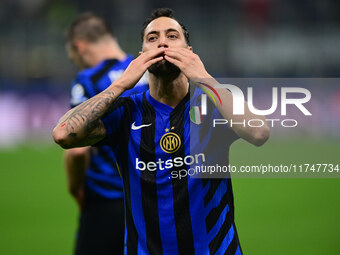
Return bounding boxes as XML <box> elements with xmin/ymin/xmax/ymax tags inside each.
<box><xmin>96</xmin><ymin>97</ymin><xmax>132</xmax><ymax>147</ymax></box>
<box><xmin>210</xmin><ymin>106</ymin><xmax>240</xmax><ymax>144</ymax></box>
<box><xmin>193</xmin><ymin>87</ymin><xmax>240</xmax><ymax>145</ymax></box>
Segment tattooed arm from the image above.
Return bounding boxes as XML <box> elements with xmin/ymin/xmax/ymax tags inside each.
<box><xmin>53</xmin><ymin>48</ymin><xmax>165</xmax><ymax>149</ymax></box>
<box><xmin>53</xmin><ymin>88</ymin><xmax>121</xmax><ymax>148</ymax></box>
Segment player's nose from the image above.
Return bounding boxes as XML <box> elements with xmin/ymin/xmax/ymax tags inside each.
<box><xmin>158</xmin><ymin>35</ymin><xmax>168</xmax><ymax>48</ymax></box>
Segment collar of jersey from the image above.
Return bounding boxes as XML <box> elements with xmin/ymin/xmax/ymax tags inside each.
<box><xmin>145</xmin><ymin>89</ymin><xmax>189</xmax><ymax>114</ymax></box>
<box><xmin>79</xmin><ymin>55</ymin><xmax>134</xmax><ymax>77</ymax></box>
<box><xmin>102</xmin><ymin>55</ymin><xmax>133</xmax><ymax>66</ymax></box>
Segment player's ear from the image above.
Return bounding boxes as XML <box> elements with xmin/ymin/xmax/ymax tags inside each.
<box><xmin>73</xmin><ymin>40</ymin><xmax>87</xmax><ymax>53</ymax></box>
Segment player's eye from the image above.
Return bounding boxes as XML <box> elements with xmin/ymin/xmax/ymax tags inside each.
<box><xmin>148</xmin><ymin>36</ymin><xmax>157</xmax><ymax>42</ymax></box>
<box><xmin>168</xmin><ymin>34</ymin><xmax>178</xmax><ymax>39</ymax></box>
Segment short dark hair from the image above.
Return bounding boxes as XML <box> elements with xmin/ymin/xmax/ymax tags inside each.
<box><xmin>141</xmin><ymin>8</ymin><xmax>190</xmax><ymax>46</ymax></box>
<box><xmin>65</xmin><ymin>12</ymin><xmax>113</xmax><ymax>45</ymax></box>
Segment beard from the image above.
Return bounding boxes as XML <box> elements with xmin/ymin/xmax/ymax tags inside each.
<box><xmin>148</xmin><ymin>58</ymin><xmax>181</xmax><ymax>78</ymax></box>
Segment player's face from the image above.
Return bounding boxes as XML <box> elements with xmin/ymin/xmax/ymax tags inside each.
<box><xmin>143</xmin><ymin>17</ymin><xmax>187</xmax><ymax>50</ymax></box>
<box><xmin>67</xmin><ymin>44</ymin><xmax>89</xmax><ymax>70</ymax></box>
<box><xmin>142</xmin><ymin>17</ymin><xmax>188</xmax><ymax>77</ymax></box>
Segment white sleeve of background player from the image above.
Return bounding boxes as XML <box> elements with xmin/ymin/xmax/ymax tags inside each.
<box><xmin>136</xmin><ymin>71</ymin><xmax>149</xmax><ymax>86</ymax></box>
<box><xmin>70</xmin><ymin>83</ymin><xmax>88</xmax><ymax>108</ymax></box>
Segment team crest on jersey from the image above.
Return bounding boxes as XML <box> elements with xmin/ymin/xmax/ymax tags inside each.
<box><xmin>71</xmin><ymin>83</ymin><xmax>88</xmax><ymax>106</ymax></box>
<box><xmin>160</xmin><ymin>128</ymin><xmax>181</xmax><ymax>154</ymax></box>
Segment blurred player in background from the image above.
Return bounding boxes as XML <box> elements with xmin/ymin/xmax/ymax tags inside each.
<box><xmin>64</xmin><ymin>13</ymin><xmax>148</xmax><ymax>255</ymax></box>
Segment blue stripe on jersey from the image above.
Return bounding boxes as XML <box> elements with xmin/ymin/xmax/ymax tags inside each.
<box><xmin>86</xmin><ymin>169</ymin><xmax>123</xmax><ymax>187</ymax></box>
<box><xmin>89</xmin><ymin>151</ymin><xmax>117</xmax><ymax>175</ymax></box>
<box><xmin>86</xmin><ymin>179</ymin><xmax>123</xmax><ymax>199</ymax></box>
<box><xmin>235</xmin><ymin>245</ymin><xmax>242</xmax><ymax>255</ymax></box>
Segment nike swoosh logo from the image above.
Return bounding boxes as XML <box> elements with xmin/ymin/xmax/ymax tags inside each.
<box><xmin>131</xmin><ymin>122</ymin><xmax>152</xmax><ymax>130</ymax></box>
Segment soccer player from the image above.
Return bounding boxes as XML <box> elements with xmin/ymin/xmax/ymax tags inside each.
<box><xmin>64</xmin><ymin>13</ymin><xmax>148</xmax><ymax>255</ymax></box>
<box><xmin>54</xmin><ymin>8</ymin><xmax>270</xmax><ymax>255</ymax></box>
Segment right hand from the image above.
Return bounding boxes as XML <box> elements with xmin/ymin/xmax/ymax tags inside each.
<box><xmin>116</xmin><ymin>48</ymin><xmax>165</xmax><ymax>90</ymax></box>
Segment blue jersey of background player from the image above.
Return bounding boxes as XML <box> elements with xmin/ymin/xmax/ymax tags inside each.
<box><xmin>70</xmin><ymin>56</ymin><xmax>148</xmax><ymax>199</ymax></box>
<box><xmin>64</xmin><ymin>13</ymin><xmax>147</xmax><ymax>255</ymax></box>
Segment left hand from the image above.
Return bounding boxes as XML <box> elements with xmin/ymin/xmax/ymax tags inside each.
<box><xmin>164</xmin><ymin>48</ymin><xmax>212</xmax><ymax>80</ymax></box>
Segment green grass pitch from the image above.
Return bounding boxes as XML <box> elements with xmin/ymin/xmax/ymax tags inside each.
<box><xmin>0</xmin><ymin>138</ymin><xmax>339</xmax><ymax>254</ymax></box>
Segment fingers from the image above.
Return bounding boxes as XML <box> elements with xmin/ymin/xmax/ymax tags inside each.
<box><xmin>163</xmin><ymin>50</ymin><xmax>181</xmax><ymax>61</ymax></box>
<box><xmin>164</xmin><ymin>55</ymin><xmax>182</xmax><ymax>67</ymax></box>
<box><xmin>164</xmin><ymin>48</ymin><xmax>197</xmax><ymax>69</ymax></box>
<box><xmin>163</xmin><ymin>48</ymin><xmax>209</xmax><ymax>79</ymax></box>
<box><xmin>165</xmin><ymin>48</ymin><xmax>192</xmax><ymax>60</ymax></box>
<box><xmin>140</xmin><ymin>48</ymin><xmax>166</xmax><ymax>64</ymax></box>
<box><xmin>145</xmin><ymin>56</ymin><xmax>164</xmax><ymax>68</ymax></box>
<box><xmin>163</xmin><ymin>48</ymin><xmax>187</xmax><ymax>68</ymax></box>
<box><xmin>138</xmin><ymin>49</ymin><xmax>164</xmax><ymax>68</ymax></box>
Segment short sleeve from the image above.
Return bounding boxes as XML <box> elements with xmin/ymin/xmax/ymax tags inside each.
<box><xmin>192</xmin><ymin>87</ymin><xmax>240</xmax><ymax>145</ymax></box>
<box><xmin>210</xmin><ymin>107</ymin><xmax>240</xmax><ymax>144</ymax></box>
<box><xmin>95</xmin><ymin>97</ymin><xmax>131</xmax><ymax>147</ymax></box>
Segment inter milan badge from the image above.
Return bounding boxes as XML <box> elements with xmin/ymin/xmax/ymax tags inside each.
<box><xmin>160</xmin><ymin>128</ymin><xmax>181</xmax><ymax>154</ymax></box>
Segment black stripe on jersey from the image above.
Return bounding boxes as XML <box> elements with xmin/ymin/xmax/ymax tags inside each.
<box><xmin>140</xmin><ymin>94</ymin><xmax>163</xmax><ymax>254</ymax></box>
<box><xmin>170</xmin><ymin>94</ymin><xmax>195</xmax><ymax>255</ymax></box>
<box><xmin>117</xmin><ymin>98</ymin><xmax>138</xmax><ymax>254</ymax></box>
<box><xmin>89</xmin><ymin>161</ymin><xmax>103</xmax><ymax>175</ymax></box>
<box><xmin>90</xmin><ymin>59</ymin><xmax>118</xmax><ymax>94</ymax></box>
<box><xmin>202</xmin><ymin>179</ymin><xmax>209</xmax><ymax>188</ymax></box>
<box><xmin>204</xmin><ymin>179</ymin><xmax>223</xmax><ymax>207</ymax></box>
<box><xmin>209</xmin><ymin>211</ymin><xmax>233</xmax><ymax>254</ymax></box>
<box><xmin>205</xmin><ymin>190</ymin><xmax>229</xmax><ymax>233</ymax></box>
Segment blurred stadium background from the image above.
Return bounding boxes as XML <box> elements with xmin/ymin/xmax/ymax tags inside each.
<box><xmin>0</xmin><ymin>0</ymin><xmax>339</xmax><ymax>254</ymax></box>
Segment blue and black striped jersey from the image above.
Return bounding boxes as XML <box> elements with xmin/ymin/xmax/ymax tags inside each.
<box><xmin>69</xmin><ymin>56</ymin><xmax>148</xmax><ymax>199</ymax></box>
<box><xmin>99</xmin><ymin>87</ymin><xmax>242</xmax><ymax>254</ymax></box>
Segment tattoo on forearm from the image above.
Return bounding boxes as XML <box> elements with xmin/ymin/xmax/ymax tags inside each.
<box><xmin>57</xmin><ymin>90</ymin><xmax>116</xmax><ymax>142</ymax></box>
